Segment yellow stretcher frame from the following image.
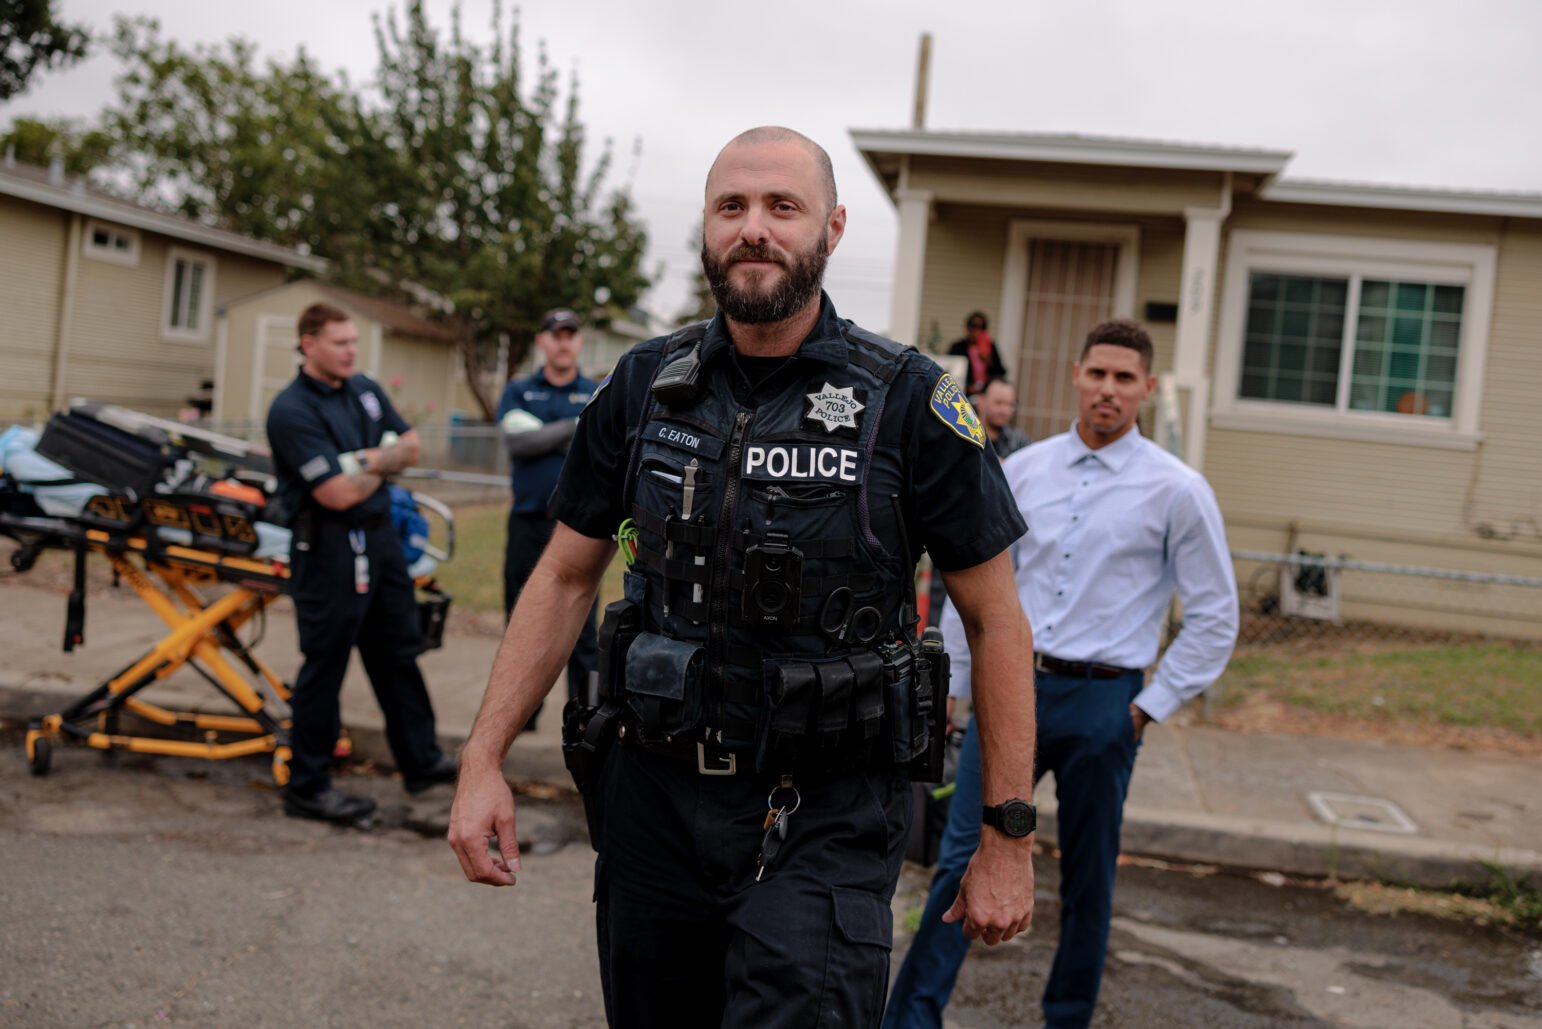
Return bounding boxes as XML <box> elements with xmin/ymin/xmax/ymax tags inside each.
<box><xmin>20</xmin><ymin>526</ymin><xmax>301</xmax><ymax>785</ymax></box>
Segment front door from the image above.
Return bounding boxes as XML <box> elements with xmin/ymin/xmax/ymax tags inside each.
<box><xmin>1014</xmin><ymin>238</ymin><xmax>1122</xmax><ymax>442</ymax></box>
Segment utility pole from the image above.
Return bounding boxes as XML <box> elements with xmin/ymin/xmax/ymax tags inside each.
<box><xmin>913</xmin><ymin>32</ymin><xmax>932</xmax><ymax>129</ymax></box>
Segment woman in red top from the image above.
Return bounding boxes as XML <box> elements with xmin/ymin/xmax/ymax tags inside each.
<box><xmin>947</xmin><ymin>311</ymin><xmax>1006</xmax><ymax>395</ymax></box>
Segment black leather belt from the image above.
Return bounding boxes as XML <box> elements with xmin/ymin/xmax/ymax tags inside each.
<box><xmin>1034</xmin><ymin>653</ymin><xmax>1139</xmax><ymax>680</ymax></box>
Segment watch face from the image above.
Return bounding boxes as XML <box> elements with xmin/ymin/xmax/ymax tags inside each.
<box><xmin>1001</xmin><ymin>801</ymin><xmax>1034</xmax><ymax>837</ymax></box>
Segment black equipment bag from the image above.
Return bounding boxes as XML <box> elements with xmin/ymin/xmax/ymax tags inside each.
<box><xmin>37</xmin><ymin>410</ymin><xmax>180</xmax><ymax>498</ymax></box>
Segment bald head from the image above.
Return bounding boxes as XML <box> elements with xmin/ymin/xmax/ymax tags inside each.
<box><xmin>709</xmin><ymin>126</ymin><xmax>838</xmax><ymax>213</ymax></box>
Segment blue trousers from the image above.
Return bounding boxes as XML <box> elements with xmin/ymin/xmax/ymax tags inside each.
<box><xmin>883</xmin><ymin>669</ymin><xmax>1143</xmax><ymax>1029</ymax></box>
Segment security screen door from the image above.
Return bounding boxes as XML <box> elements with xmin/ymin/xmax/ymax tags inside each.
<box><xmin>1014</xmin><ymin>238</ymin><xmax>1120</xmax><ymax>442</ymax></box>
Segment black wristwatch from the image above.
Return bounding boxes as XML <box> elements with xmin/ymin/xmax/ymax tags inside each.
<box><xmin>983</xmin><ymin>798</ymin><xmax>1037</xmax><ymax>838</ymax></box>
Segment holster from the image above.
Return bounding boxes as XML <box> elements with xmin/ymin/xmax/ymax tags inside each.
<box><xmin>561</xmin><ymin>696</ymin><xmax>623</xmax><ymax>850</ymax></box>
<box><xmin>905</xmin><ymin>628</ymin><xmax>951</xmax><ymax>784</ymax></box>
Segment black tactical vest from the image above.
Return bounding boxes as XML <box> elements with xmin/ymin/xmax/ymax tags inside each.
<box><xmin>623</xmin><ymin>322</ymin><xmax>924</xmax><ymax>764</ymax></box>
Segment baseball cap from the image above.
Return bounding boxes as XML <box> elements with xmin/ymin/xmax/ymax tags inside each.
<box><xmin>540</xmin><ymin>308</ymin><xmax>582</xmax><ymax>334</ymax></box>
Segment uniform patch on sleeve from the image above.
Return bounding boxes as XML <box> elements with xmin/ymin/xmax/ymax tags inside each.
<box><xmin>358</xmin><ymin>390</ymin><xmax>383</xmax><ymax>421</ymax></box>
<box><xmin>299</xmin><ymin>455</ymin><xmax>331</xmax><ymax>482</ymax></box>
<box><xmin>929</xmin><ymin>373</ymin><xmax>986</xmax><ymax>448</ymax></box>
<box><xmin>583</xmin><ymin>372</ymin><xmax>612</xmax><ymax>412</ymax></box>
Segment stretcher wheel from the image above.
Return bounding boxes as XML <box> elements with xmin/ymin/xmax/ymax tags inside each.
<box><xmin>27</xmin><ymin>734</ymin><xmax>52</xmax><ymax>777</ymax></box>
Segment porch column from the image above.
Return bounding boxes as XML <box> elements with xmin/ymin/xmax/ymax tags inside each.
<box><xmin>887</xmin><ymin>188</ymin><xmax>932</xmax><ymax>347</ymax></box>
<box><xmin>1171</xmin><ymin>205</ymin><xmax>1226</xmax><ymax>470</ymax></box>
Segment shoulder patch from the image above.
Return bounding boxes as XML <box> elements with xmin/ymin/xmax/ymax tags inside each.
<box><xmin>929</xmin><ymin>373</ymin><xmax>986</xmax><ymax>448</ymax></box>
<box><xmin>583</xmin><ymin>372</ymin><xmax>613</xmax><ymax>412</ymax></box>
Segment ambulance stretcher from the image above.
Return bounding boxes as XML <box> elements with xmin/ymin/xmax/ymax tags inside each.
<box><xmin>0</xmin><ymin>402</ymin><xmax>452</xmax><ymax>784</ymax></box>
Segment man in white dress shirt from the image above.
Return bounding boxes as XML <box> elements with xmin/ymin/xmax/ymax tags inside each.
<box><xmin>885</xmin><ymin>319</ymin><xmax>1239</xmax><ymax>1029</ymax></box>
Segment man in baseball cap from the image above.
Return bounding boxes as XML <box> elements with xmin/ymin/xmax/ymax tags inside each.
<box><xmin>496</xmin><ymin>307</ymin><xmax>600</xmax><ymax>730</ymax></box>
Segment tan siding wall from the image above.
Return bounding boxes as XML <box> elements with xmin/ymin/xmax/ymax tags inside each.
<box><xmin>377</xmin><ymin>333</ymin><xmax>456</xmax><ymax>425</ymax></box>
<box><xmin>62</xmin><ymin>233</ymin><xmax>286</xmax><ymax>418</ymax></box>
<box><xmin>1205</xmin><ymin>212</ymin><xmax>1542</xmax><ymax>638</ymax></box>
<box><xmin>0</xmin><ymin>198</ymin><xmax>66</xmax><ymax>421</ymax></box>
<box><xmin>1136</xmin><ymin>222</ymin><xmax>1185</xmax><ymax>374</ymax></box>
<box><xmin>910</xmin><ymin>158</ymin><xmax>1226</xmax><ymax>216</ymax></box>
<box><xmin>917</xmin><ymin>208</ymin><xmax>1009</xmax><ymax>355</ymax></box>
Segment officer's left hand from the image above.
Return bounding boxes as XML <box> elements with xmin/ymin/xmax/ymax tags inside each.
<box><xmin>942</xmin><ymin>831</ymin><xmax>1035</xmax><ymax>945</ymax></box>
<box><xmin>447</xmin><ymin>759</ymin><xmax>522</xmax><ymax>887</ymax></box>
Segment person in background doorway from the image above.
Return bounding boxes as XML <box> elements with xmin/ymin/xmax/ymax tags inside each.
<box><xmin>948</xmin><ymin>312</ymin><xmax>1005</xmax><ymax>396</ymax></box>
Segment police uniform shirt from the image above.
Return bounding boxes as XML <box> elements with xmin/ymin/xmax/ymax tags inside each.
<box><xmin>496</xmin><ymin>368</ymin><xmax>598</xmax><ymax>515</ymax></box>
<box><xmin>551</xmin><ymin>295</ymin><xmax>1025</xmax><ymax>575</ymax></box>
<box><xmin>267</xmin><ymin>371</ymin><xmax>410</xmax><ymax>522</ymax></box>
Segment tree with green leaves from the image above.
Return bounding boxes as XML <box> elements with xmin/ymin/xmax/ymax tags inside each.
<box><xmin>0</xmin><ymin>0</ymin><xmax>89</xmax><ymax>101</ymax></box>
<box><xmin>0</xmin><ymin>116</ymin><xmax>111</xmax><ymax>175</ymax></box>
<box><xmin>99</xmin><ymin>2</ymin><xmax>650</xmax><ymax>418</ymax></box>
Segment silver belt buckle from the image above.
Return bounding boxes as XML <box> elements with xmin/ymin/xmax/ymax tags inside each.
<box><xmin>697</xmin><ymin>741</ymin><xmax>737</xmax><ymax>776</ymax></box>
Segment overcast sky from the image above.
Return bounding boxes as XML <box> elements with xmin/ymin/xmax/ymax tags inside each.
<box><xmin>8</xmin><ymin>0</ymin><xmax>1541</xmax><ymax>331</ymax></box>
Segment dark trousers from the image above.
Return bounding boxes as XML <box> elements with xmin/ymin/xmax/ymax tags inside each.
<box><xmin>593</xmin><ymin>745</ymin><xmax>912</xmax><ymax>1027</ymax></box>
<box><xmin>287</xmin><ymin>522</ymin><xmax>444</xmax><ymax>796</ymax></box>
<box><xmin>504</xmin><ymin>509</ymin><xmax>599</xmax><ymax>706</ymax></box>
<box><xmin>883</xmin><ymin>669</ymin><xmax>1143</xmax><ymax>1029</ymax></box>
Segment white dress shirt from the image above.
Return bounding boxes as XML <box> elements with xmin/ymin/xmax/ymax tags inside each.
<box><xmin>942</xmin><ymin>424</ymin><xmax>1239</xmax><ymax>722</ymax></box>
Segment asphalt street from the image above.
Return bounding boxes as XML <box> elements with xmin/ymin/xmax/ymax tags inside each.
<box><xmin>3</xmin><ymin>743</ymin><xmax>1539</xmax><ymax>1028</ymax></box>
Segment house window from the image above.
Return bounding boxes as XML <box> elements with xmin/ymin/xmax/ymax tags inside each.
<box><xmin>82</xmin><ymin>220</ymin><xmax>140</xmax><ymax>266</ymax></box>
<box><xmin>1241</xmin><ymin>273</ymin><xmax>1464</xmax><ymax>419</ymax></box>
<box><xmin>162</xmin><ymin>248</ymin><xmax>216</xmax><ymax>342</ymax></box>
<box><xmin>1213</xmin><ymin>231</ymin><xmax>1495</xmax><ymax>449</ymax></box>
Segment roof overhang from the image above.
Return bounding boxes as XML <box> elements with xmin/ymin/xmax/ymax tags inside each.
<box><xmin>851</xmin><ymin>128</ymin><xmax>1295</xmax><ymax>192</ymax></box>
<box><xmin>0</xmin><ymin>171</ymin><xmax>328</xmax><ymax>273</ymax></box>
<box><xmin>1261</xmin><ymin>177</ymin><xmax>1542</xmax><ymax>220</ymax></box>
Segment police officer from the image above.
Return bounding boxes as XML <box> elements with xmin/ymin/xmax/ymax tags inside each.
<box><xmin>267</xmin><ymin>302</ymin><xmax>456</xmax><ymax>824</ymax></box>
<box><xmin>449</xmin><ymin>127</ymin><xmax>1037</xmax><ymax>1026</ymax></box>
<box><xmin>497</xmin><ymin>307</ymin><xmax>600</xmax><ymax>729</ymax></box>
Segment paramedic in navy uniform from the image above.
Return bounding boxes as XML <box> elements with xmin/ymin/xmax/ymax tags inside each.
<box><xmin>449</xmin><ymin>127</ymin><xmax>1038</xmax><ymax>1027</ymax></box>
<box><xmin>266</xmin><ymin>302</ymin><xmax>456</xmax><ymax>824</ymax></box>
<box><xmin>496</xmin><ymin>307</ymin><xmax>600</xmax><ymax>729</ymax></box>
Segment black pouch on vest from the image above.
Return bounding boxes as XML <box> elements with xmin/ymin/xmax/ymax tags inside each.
<box><xmin>623</xmin><ymin>632</ymin><xmax>705</xmax><ymax>738</ymax></box>
<box><xmin>879</xmin><ymin>639</ymin><xmax>921</xmax><ymax>766</ymax></box>
<box><xmin>906</xmin><ymin>629</ymin><xmax>952</xmax><ymax>783</ymax></box>
<box><xmin>815</xmin><ymin>660</ymin><xmax>855</xmax><ymax>766</ymax></box>
<box><xmin>757</xmin><ymin>662</ymin><xmax>818</xmax><ymax>774</ymax></box>
<box><xmin>848</xmin><ymin>651</ymin><xmax>887</xmax><ymax>744</ymax></box>
<box><xmin>596</xmin><ymin>597</ymin><xmax>643</xmax><ymax>701</ymax></box>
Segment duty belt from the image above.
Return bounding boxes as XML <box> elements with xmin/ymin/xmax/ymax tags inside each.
<box><xmin>1033</xmin><ymin>653</ymin><xmax>1140</xmax><ymax>680</ymax></box>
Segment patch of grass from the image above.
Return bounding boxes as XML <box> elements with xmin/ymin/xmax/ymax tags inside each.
<box><xmin>433</xmin><ymin>503</ymin><xmax>627</xmax><ymax>615</ymax></box>
<box><xmin>1216</xmin><ymin>643</ymin><xmax>1542</xmax><ymax>736</ymax></box>
<box><xmin>1456</xmin><ymin>865</ymin><xmax>1542</xmax><ymax>935</ymax></box>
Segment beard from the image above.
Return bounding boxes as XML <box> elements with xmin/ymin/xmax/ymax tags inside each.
<box><xmin>701</xmin><ymin>230</ymin><xmax>829</xmax><ymax>325</ymax></box>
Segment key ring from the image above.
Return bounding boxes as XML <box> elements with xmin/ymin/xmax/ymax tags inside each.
<box><xmin>767</xmin><ymin>783</ymin><xmax>801</xmax><ymax>816</ymax></box>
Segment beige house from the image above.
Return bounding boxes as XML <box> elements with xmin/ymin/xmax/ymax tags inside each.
<box><xmin>0</xmin><ymin>157</ymin><xmax>324</xmax><ymax>423</ymax></box>
<box><xmin>217</xmin><ymin>281</ymin><xmax>470</xmax><ymax>427</ymax></box>
<box><xmin>854</xmin><ymin>129</ymin><xmax>1542</xmax><ymax>638</ymax></box>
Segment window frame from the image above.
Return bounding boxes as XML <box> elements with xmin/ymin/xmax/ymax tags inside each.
<box><xmin>1212</xmin><ymin>231</ymin><xmax>1495</xmax><ymax>450</ymax></box>
<box><xmin>81</xmin><ymin>219</ymin><xmax>141</xmax><ymax>267</ymax></box>
<box><xmin>161</xmin><ymin>246</ymin><xmax>217</xmax><ymax>344</ymax></box>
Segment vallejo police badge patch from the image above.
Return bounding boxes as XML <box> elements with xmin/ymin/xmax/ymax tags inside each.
<box><xmin>803</xmin><ymin>382</ymin><xmax>866</xmax><ymax>434</ymax></box>
<box><xmin>929</xmin><ymin>372</ymin><xmax>986</xmax><ymax>448</ymax></box>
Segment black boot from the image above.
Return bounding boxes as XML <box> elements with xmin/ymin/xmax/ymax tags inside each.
<box><xmin>404</xmin><ymin>754</ymin><xmax>459</xmax><ymax>794</ymax></box>
<box><xmin>284</xmin><ymin>787</ymin><xmax>377</xmax><ymax>824</ymax></box>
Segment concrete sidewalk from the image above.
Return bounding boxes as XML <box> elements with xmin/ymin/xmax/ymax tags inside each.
<box><xmin>1</xmin><ymin>575</ymin><xmax>1536</xmax><ymax>888</ymax></box>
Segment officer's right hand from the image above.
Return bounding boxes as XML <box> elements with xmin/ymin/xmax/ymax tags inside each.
<box><xmin>447</xmin><ymin>760</ymin><xmax>521</xmax><ymax>886</ymax></box>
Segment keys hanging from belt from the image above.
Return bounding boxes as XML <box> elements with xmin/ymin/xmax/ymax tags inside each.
<box><xmin>755</xmin><ymin>776</ymin><xmax>800</xmax><ymax>882</ymax></box>
<box><xmin>349</xmin><ymin>529</ymin><xmax>369</xmax><ymax>594</ymax></box>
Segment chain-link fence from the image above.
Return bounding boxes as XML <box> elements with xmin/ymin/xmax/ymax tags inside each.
<box><xmin>1202</xmin><ymin>550</ymin><xmax>1542</xmax><ymax>729</ymax></box>
<box><xmin>1228</xmin><ymin>550</ymin><xmax>1542</xmax><ymax>649</ymax></box>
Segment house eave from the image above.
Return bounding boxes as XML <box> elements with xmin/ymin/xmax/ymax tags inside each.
<box><xmin>0</xmin><ymin>174</ymin><xmax>328</xmax><ymax>272</ymax></box>
<box><xmin>1261</xmin><ymin>177</ymin><xmax>1542</xmax><ymax>221</ymax></box>
<box><xmin>850</xmin><ymin>127</ymin><xmax>1295</xmax><ymax>185</ymax></box>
